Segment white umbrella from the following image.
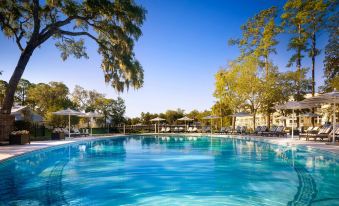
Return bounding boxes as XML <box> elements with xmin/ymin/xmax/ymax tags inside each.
<box><xmin>81</xmin><ymin>112</ymin><xmax>103</xmax><ymax>136</ymax></box>
<box><xmin>301</xmin><ymin>89</ymin><xmax>339</xmax><ymax>144</ymax></box>
<box><xmin>150</xmin><ymin>117</ymin><xmax>166</xmax><ymax>133</ymax></box>
<box><xmin>53</xmin><ymin>108</ymin><xmax>84</xmax><ymax>138</ymax></box>
<box><xmin>275</xmin><ymin>101</ymin><xmax>312</xmax><ymax>139</ymax></box>
<box><xmin>177</xmin><ymin>116</ymin><xmax>194</xmax><ymax>131</ymax></box>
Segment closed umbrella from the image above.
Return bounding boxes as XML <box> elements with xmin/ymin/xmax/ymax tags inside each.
<box><xmin>150</xmin><ymin>117</ymin><xmax>166</xmax><ymax>133</ymax></box>
<box><xmin>301</xmin><ymin>89</ymin><xmax>339</xmax><ymax>144</ymax></box>
<box><xmin>177</xmin><ymin>116</ymin><xmax>194</xmax><ymax>131</ymax></box>
<box><xmin>275</xmin><ymin>101</ymin><xmax>312</xmax><ymax>139</ymax></box>
<box><xmin>53</xmin><ymin>108</ymin><xmax>84</xmax><ymax>138</ymax></box>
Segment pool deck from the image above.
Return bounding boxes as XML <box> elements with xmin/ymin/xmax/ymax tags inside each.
<box><xmin>0</xmin><ymin>133</ymin><xmax>338</xmax><ymax>161</ymax></box>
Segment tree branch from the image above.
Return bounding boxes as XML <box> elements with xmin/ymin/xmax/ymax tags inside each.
<box><xmin>0</xmin><ymin>15</ymin><xmax>24</xmax><ymax>51</ymax></box>
<box><xmin>32</xmin><ymin>0</ymin><xmax>40</xmax><ymax>37</ymax></box>
<box><xmin>59</xmin><ymin>30</ymin><xmax>99</xmax><ymax>42</ymax></box>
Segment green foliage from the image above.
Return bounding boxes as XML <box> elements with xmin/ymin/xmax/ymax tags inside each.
<box><xmin>140</xmin><ymin>112</ymin><xmax>158</xmax><ymax>125</ymax></box>
<box><xmin>15</xmin><ymin>78</ymin><xmax>33</xmax><ymax>105</ymax></box>
<box><xmin>281</xmin><ymin>68</ymin><xmax>312</xmax><ymax>101</ymax></box>
<box><xmin>229</xmin><ymin>7</ymin><xmax>280</xmax><ymax>74</ymax></box>
<box><xmin>95</xmin><ymin>96</ymin><xmax>126</xmax><ymax>126</ymax></box>
<box><xmin>281</xmin><ymin>0</ymin><xmax>309</xmax><ymax>68</ymax></box>
<box><xmin>26</xmin><ymin>81</ymin><xmax>76</xmax><ymax>126</ymax></box>
<box><xmin>322</xmin><ymin>11</ymin><xmax>339</xmax><ymax>92</ymax></box>
<box><xmin>214</xmin><ymin>56</ymin><xmax>263</xmax><ymax>129</ymax></box>
<box><xmin>164</xmin><ymin>109</ymin><xmax>184</xmax><ymax>124</ymax></box>
<box><xmin>0</xmin><ymin>80</ymin><xmax>8</xmax><ymax>105</ymax></box>
<box><xmin>71</xmin><ymin>85</ymin><xmax>104</xmax><ymax>112</ymax></box>
<box><xmin>259</xmin><ymin>65</ymin><xmax>293</xmax><ymax>116</ymax></box>
<box><xmin>0</xmin><ymin>0</ymin><xmax>146</xmax><ymax>93</ymax></box>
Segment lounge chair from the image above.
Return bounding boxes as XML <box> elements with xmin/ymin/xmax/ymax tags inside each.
<box><xmin>257</xmin><ymin>126</ymin><xmax>268</xmax><ymax>136</ymax></box>
<box><xmin>269</xmin><ymin>126</ymin><xmax>286</xmax><ymax>137</ymax></box>
<box><xmin>251</xmin><ymin>126</ymin><xmax>262</xmax><ymax>135</ymax></box>
<box><xmin>192</xmin><ymin>127</ymin><xmax>198</xmax><ymax>132</ymax></box>
<box><xmin>203</xmin><ymin>126</ymin><xmax>211</xmax><ymax>133</ymax></box>
<box><xmin>229</xmin><ymin>126</ymin><xmax>241</xmax><ymax>134</ymax></box>
<box><xmin>187</xmin><ymin>127</ymin><xmax>193</xmax><ymax>132</ymax></box>
<box><xmin>262</xmin><ymin>126</ymin><xmax>277</xmax><ymax>136</ymax></box>
<box><xmin>165</xmin><ymin>127</ymin><xmax>171</xmax><ymax>133</ymax></box>
<box><xmin>178</xmin><ymin>127</ymin><xmax>184</xmax><ymax>132</ymax></box>
<box><xmin>160</xmin><ymin>127</ymin><xmax>166</xmax><ymax>133</ymax></box>
<box><xmin>299</xmin><ymin>127</ymin><xmax>314</xmax><ymax>140</ymax></box>
<box><xmin>240</xmin><ymin>126</ymin><xmax>247</xmax><ymax>134</ymax></box>
<box><xmin>80</xmin><ymin>128</ymin><xmax>89</xmax><ymax>136</ymax></box>
<box><xmin>174</xmin><ymin>127</ymin><xmax>179</xmax><ymax>132</ymax></box>
<box><xmin>307</xmin><ymin>126</ymin><xmax>332</xmax><ymax>141</ymax></box>
<box><xmin>219</xmin><ymin>127</ymin><xmax>226</xmax><ymax>134</ymax></box>
<box><xmin>328</xmin><ymin>127</ymin><xmax>339</xmax><ymax>142</ymax></box>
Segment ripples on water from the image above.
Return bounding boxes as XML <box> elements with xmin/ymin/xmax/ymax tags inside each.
<box><xmin>0</xmin><ymin>135</ymin><xmax>338</xmax><ymax>206</ymax></box>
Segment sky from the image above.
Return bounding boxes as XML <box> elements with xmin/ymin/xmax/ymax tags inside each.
<box><xmin>0</xmin><ymin>0</ymin><xmax>329</xmax><ymax>117</ymax></box>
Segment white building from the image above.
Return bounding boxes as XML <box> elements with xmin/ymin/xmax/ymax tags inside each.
<box><xmin>235</xmin><ymin>93</ymin><xmax>337</xmax><ymax>129</ymax></box>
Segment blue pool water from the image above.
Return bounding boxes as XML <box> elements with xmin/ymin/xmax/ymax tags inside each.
<box><xmin>0</xmin><ymin>135</ymin><xmax>338</xmax><ymax>206</ymax></box>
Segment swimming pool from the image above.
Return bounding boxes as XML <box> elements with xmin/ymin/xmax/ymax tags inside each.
<box><xmin>0</xmin><ymin>135</ymin><xmax>338</xmax><ymax>206</ymax></box>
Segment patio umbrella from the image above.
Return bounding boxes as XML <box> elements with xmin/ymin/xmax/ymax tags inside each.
<box><xmin>150</xmin><ymin>117</ymin><xmax>166</xmax><ymax>133</ymax></box>
<box><xmin>275</xmin><ymin>101</ymin><xmax>312</xmax><ymax>139</ymax></box>
<box><xmin>177</xmin><ymin>116</ymin><xmax>194</xmax><ymax>131</ymax></box>
<box><xmin>53</xmin><ymin>108</ymin><xmax>84</xmax><ymax>138</ymax></box>
<box><xmin>203</xmin><ymin>115</ymin><xmax>220</xmax><ymax>133</ymax></box>
<box><xmin>301</xmin><ymin>89</ymin><xmax>339</xmax><ymax>144</ymax></box>
<box><xmin>81</xmin><ymin>112</ymin><xmax>103</xmax><ymax>136</ymax></box>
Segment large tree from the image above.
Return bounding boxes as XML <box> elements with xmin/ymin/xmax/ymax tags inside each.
<box><xmin>229</xmin><ymin>6</ymin><xmax>280</xmax><ymax>76</ymax></box>
<box><xmin>302</xmin><ymin>0</ymin><xmax>331</xmax><ymax>96</ymax></box>
<box><xmin>214</xmin><ymin>56</ymin><xmax>262</xmax><ymax>130</ymax></box>
<box><xmin>281</xmin><ymin>0</ymin><xmax>309</xmax><ymax>101</ymax></box>
<box><xmin>0</xmin><ymin>0</ymin><xmax>146</xmax><ymax>115</ymax></box>
<box><xmin>26</xmin><ymin>81</ymin><xmax>76</xmax><ymax>126</ymax></box>
<box><xmin>322</xmin><ymin>11</ymin><xmax>339</xmax><ymax>92</ymax></box>
<box><xmin>94</xmin><ymin>96</ymin><xmax>126</xmax><ymax>127</ymax></box>
<box><xmin>15</xmin><ymin>78</ymin><xmax>33</xmax><ymax>105</ymax></box>
<box><xmin>71</xmin><ymin>85</ymin><xmax>104</xmax><ymax>112</ymax></box>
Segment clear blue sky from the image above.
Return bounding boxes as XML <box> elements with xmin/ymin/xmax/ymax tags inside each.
<box><xmin>0</xmin><ymin>0</ymin><xmax>328</xmax><ymax>117</ymax></box>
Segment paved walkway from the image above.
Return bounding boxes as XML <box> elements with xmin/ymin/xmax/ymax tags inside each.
<box><xmin>0</xmin><ymin>134</ymin><xmax>338</xmax><ymax>161</ymax></box>
<box><xmin>0</xmin><ymin>135</ymin><xmax>122</xmax><ymax>161</ymax></box>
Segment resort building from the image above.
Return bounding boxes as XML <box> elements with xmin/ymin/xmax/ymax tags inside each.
<box><xmin>235</xmin><ymin>93</ymin><xmax>337</xmax><ymax>129</ymax></box>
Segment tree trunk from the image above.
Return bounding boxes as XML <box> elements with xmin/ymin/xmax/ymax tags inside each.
<box><xmin>232</xmin><ymin>116</ymin><xmax>236</xmax><ymax>130</ymax></box>
<box><xmin>253</xmin><ymin>113</ymin><xmax>256</xmax><ymax>131</ymax></box>
<box><xmin>267</xmin><ymin>112</ymin><xmax>271</xmax><ymax>128</ymax></box>
<box><xmin>296</xmin><ymin>23</ymin><xmax>302</xmax><ymax>100</ymax></box>
<box><xmin>311</xmin><ymin>31</ymin><xmax>316</xmax><ymax>96</ymax></box>
<box><xmin>1</xmin><ymin>47</ymin><xmax>35</xmax><ymax>114</ymax></box>
<box><xmin>311</xmin><ymin>30</ymin><xmax>316</xmax><ymax>127</ymax></box>
<box><xmin>264</xmin><ymin>56</ymin><xmax>269</xmax><ymax>78</ymax></box>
